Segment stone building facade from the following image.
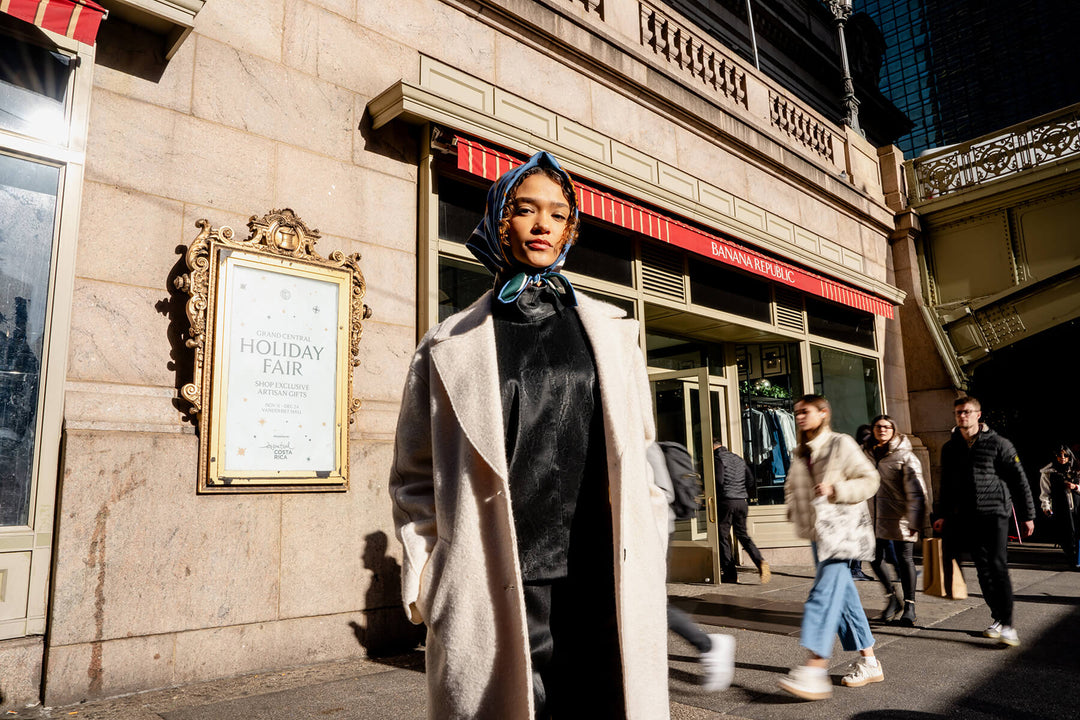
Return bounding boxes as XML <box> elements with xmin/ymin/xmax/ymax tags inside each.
<box><xmin>0</xmin><ymin>0</ymin><xmax>912</xmax><ymax>708</ymax></box>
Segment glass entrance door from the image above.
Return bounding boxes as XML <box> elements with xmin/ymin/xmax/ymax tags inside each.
<box><xmin>650</xmin><ymin>367</ymin><xmax>732</xmax><ymax>584</ymax></box>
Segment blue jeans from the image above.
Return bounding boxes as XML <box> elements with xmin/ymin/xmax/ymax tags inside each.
<box><xmin>801</xmin><ymin>548</ymin><xmax>875</xmax><ymax>659</ymax></box>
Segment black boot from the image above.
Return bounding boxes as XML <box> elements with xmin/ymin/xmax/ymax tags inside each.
<box><xmin>879</xmin><ymin>592</ymin><xmax>902</xmax><ymax>622</ymax></box>
<box><xmin>898</xmin><ymin>600</ymin><xmax>916</xmax><ymax>627</ymax></box>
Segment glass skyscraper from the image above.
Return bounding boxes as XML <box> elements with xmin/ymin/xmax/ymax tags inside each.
<box><xmin>855</xmin><ymin>0</ymin><xmax>1080</xmax><ymax>157</ymax></box>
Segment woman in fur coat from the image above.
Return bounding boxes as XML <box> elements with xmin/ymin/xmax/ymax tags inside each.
<box><xmin>863</xmin><ymin>414</ymin><xmax>928</xmax><ymax>625</ymax></box>
<box><xmin>389</xmin><ymin>151</ymin><xmax>671</xmax><ymax>720</ymax></box>
<box><xmin>1039</xmin><ymin>445</ymin><xmax>1080</xmax><ymax>565</ymax></box>
<box><xmin>778</xmin><ymin>394</ymin><xmax>882</xmax><ymax>701</ymax></box>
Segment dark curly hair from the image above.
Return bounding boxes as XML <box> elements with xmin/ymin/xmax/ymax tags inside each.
<box><xmin>495</xmin><ymin>166</ymin><xmax>580</xmax><ymax>261</ymax></box>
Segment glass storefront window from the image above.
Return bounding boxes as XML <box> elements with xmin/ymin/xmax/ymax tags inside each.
<box><xmin>1</xmin><ymin>153</ymin><xmax>60</xmax><ymax>527</ymax></box>
<box><xmin>0</xmin><ymin>33</ymin><xmax>73</xmax><ymax>144</ymax></box>
<box><xmin>437</xmin><ymin>177</ymin><xmax>485</xmax><ymax>245</ymax></box>
<box><xmin>810</xmin><ymin>345</ymin><xmax>882</xmax><ymax>436</ymax></box>
<box><xmin>437</xmin><ymin>256</ymin><xmax>490</xmax><ymax>322</ymax></box>
<box><xmin>805</xmin><ymin>297</ymin><xmax>876</xmax><ymax>349</ymax></box>
<box><xmin>578</xmin><ymin>289</ymin><xmax>635</xmax><ymax>318</ymax></box>
<box><xmin>563</xmin><ymin>222</ymin><xmax>633</xmax><ymax>286</ymax></box>
<box><xmin>688</xmin><ymin>257</ymin><xmax>771</xmax><ymax>323</ymax></box>
<box><xmin>736</xmin><ymin>343</ymin><xmax>802</xmax><ymax>507</ymax></box>
<box><xmin>646</xmin><ymin>333</ymin><xmax>724</xmax><ymax>376</ymax></box>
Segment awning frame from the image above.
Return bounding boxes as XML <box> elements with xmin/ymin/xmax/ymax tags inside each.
<box><xmin>454</xmin><ymin>134</ymin><xmax>896</xmax><ymax>319</ymax></box>
<box><xmin>368</xmin><ymin>78</ymin><xmax>906</xmax><ymax>310</ymax></box>
<box><xmin>0</xmin><ymin>0</ymin><xmax>107</xmax><ymax>45</ymax></box>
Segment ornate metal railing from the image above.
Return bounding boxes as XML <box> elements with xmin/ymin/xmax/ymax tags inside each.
<box><xmin>909</xmin><ymin>104</ymin><xmax>1080</xmax><ymax>202</ymax></box>
<box><xmin>639</xmin><ymin>1</ymin><xmax>748</xmax><ymax>110</ymax></box>
<box><xmin>769</xmin><ymin>91</ymin><xmax>835</xmax><ymax>163</ymax></box>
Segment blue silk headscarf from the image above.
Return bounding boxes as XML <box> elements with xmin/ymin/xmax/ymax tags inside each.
<box><xmin>465</xmin><ymin>151</ymin><xmax>578</xmax><ymax>306</ymax></box>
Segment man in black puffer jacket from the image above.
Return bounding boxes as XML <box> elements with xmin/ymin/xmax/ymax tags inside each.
<box><xmin>714</xmin><ymin>441</ymin><xmax>769</xmax><ymax>584</ymax></box>
<box><xmin>933</xmin><ymin>396</ymin><xmax>1035</xmax><ymax>648</ymax></box>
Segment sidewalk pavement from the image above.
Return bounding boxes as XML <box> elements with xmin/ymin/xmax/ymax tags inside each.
<box><xmin>10</xmin><ymin>544</ymin><xmax>1079</xmax><ymax>720</ymax></box>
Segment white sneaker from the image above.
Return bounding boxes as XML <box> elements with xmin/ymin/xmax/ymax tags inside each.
<box><xmin>841</xmin><ymin>658</ymin><xmax>884</xmax><ymax>687</ymax></box>
<box><xmin>700</xmin><ymin>633</ymin><xmax>735</xmax><ymax>691</ymax></box>
<box><xmin>777</xmin><ymin>665</ymin><xmax>833</xmax><ymax>700</ymax></box>
<box><xmin>983</xmin><ymin>621</ymin><xmax>1002</xmax><ymax>639</ymax></box>
<box><xmin>998</xmin><ymin>625</ymin><xmax>1020</xmax><ymax>647</ymax></box>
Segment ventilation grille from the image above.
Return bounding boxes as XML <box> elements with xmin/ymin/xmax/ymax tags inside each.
<box><xmin>775</xmin><ymin>288</ymin><xmax>805</xmax><ymax>332</ymax></box>
<box><xmin>641</xmin><ymin>243</ymin><xmax>685</xmax><ymax>302</ymax></box>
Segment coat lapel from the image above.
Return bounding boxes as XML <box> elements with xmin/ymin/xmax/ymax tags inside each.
<box><xmin>428</xmin><ymin>292</ymin><xmax>508</xmax><ymax>481</ymax></box>
<box><xmin>577</xmin><ymin>296</ymin><xmax>635</xmax><ymax>462</ymax></box>
<box><xmin>427</xmin><ymin>293</ymin><xmax>636</xmax><ymax>482</ymax></box>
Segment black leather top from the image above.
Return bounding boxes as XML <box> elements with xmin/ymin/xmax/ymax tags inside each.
<box><xmin>493</xmin><ymin>284</ymin><xmax>611</xmax><ymax>582</ymax></box>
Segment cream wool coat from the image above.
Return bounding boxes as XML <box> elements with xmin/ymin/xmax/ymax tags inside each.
<box><xmin>785</xmin><ymin>430</ymin><xmax>880</xmax><ymax>543</ymax></box>
<box><xmin>389</xmin><ymin>291</ymin><xmax>671</xmax><ymax>720</ymax></box>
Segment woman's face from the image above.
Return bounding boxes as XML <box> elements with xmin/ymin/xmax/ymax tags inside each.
<box><xmin>507</xmin><ymin>173</ymin><xmax>571</xmax><ymax>269</ymax></box>
<box><xmin>794</xmin><ymin>402</ymin><xmax>827</xmax><ymax>433</ymax></box>
<box><xmin>873</xmin><ymin>420</ymin><xmax>895</xmax><ymax>445</ymax></box>
<box><xmin>1057</xmin><ymin>449</ymin><xmax>1070</xmax><ymax>466</ymax></box>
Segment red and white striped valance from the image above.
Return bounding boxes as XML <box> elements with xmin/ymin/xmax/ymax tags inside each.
<box><xmin>1</xmin><ymin>0</ymin><xmax>107</xmax><ymax>45</ymax></box>
<box><xmin>455</xmin><ymin>135</ymin><xmax>895</xmax><ymax>319</ymax></box>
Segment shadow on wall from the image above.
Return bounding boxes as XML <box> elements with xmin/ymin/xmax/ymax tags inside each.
<box><xmin>350</xmin><ymin>531</ymin><xmax>426</xmax><ymax>659</ymax></box>
<box><xmin>94</xmin><ymin>17</ymin><xmax>171</xmax><ymax>81</ymax></box>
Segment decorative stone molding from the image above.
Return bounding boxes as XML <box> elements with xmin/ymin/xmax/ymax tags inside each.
<box><xmin>639</xmin><ymin>1</ymin><xmax>747</xmax><ymax>110</ymax></box>
<box><xmin>367</xmin><ymin>57</ymin><xmax>906</xmax><ymax>306</ymax></box>
<box><xmin>564</xmin><ymin>0</ymin><xmax>603</xmax><ymax>18</ymax></box>
<box><xmin>769</xmin><ymin>91</ymin><xmax>835</xmax><ymax>163</ymax></box>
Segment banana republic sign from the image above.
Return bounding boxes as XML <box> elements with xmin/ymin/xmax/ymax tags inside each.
<box><xmin>175</xmin><ymin>209</ymin><xmax>372</xmax><ymax>493</ymax></box>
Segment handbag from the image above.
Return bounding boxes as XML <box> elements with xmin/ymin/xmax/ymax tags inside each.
<box><xmin>812</xmin><ymin>495</ymin><xmax>875</xmax><ymax>562</ymax></box>
<box><xmin>922</xmin><ymin>537</ymin><xmax>968</xmax><ymax>599</ymax></box>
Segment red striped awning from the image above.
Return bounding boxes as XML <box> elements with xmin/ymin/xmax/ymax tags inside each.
<box><xmin>455</xmin><ymin>135</ymin><xmax>895</xmax><ymax>319</ymax></box>
<box><xmin>1</xmin><ymin>0</ymin><xmax>107</xmax><ymax>45</ymax></box>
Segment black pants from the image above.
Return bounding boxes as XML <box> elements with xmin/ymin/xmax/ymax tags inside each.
<box><xmin>870</xmin><ymin>539</ymin><xmax>917</xmax><ymax>603</ymax></box>
<box><xmin>944</xmin><ymin>514</ymin><xmax>1014</xmax><ymax>626</ymax></box>
<box><xmin>718</xmin><ymin>498</ymin><xmax>763</xmax><ymax>578</ymax></box>
<box><xmin>523</xmin><ymin>576</ymin><xmax>625</xmax><ymax>720</ymax></box>
<box><xmin>1051</xmin><ymin>500</ymin><xmax>1080</xmax><ymax>564</ymax></box>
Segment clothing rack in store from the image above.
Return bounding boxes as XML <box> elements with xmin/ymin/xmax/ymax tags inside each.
<box><xmin>743</xmin><ymin>395</ymin><xmax>793</xmax><ymax>407</ymax></box>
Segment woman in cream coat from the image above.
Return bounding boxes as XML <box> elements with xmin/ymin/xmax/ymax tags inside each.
<box><xmin>778</xmin><ymin>394</ymin><xmax>882</xmax><ymax>701</ymax></box>
<box><xmin>389</xmin><ymin>152</ymin><xmax>670</xmax><ymax>720</ymax></box>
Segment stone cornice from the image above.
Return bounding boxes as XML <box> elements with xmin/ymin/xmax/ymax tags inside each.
<box><xmin>369</xmin><ymin>77</ymin><xmax>906</xmax><ymax>304</ymax></box>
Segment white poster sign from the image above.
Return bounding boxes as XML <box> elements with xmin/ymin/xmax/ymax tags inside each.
<box><xmin>220</xmin><ymin>261</ymin><xmax>340</xmax><ymax>474</ymax></box>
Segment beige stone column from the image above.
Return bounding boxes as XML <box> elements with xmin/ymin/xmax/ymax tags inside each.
<box><xmin>879</xmin><ymin>146</ymin><xmax>960</xmax><ymax>510</ymax></box>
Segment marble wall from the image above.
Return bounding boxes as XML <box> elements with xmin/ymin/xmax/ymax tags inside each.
<box><xmin>41</xmin><ymin>0</ymin><xmax>902</xmax><ymax>703</ymax></box>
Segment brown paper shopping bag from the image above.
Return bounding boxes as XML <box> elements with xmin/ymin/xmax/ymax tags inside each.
<box><xmin>922</xmin><ymin>537</ymin><xmax>968</xmax><ymax>599</ymax></box>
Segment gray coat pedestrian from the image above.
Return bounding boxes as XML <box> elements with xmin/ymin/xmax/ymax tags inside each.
<box><xmin>863</xmin><ymin>434</ymin><xmax>928</xmax><ymax>542</ymax></box>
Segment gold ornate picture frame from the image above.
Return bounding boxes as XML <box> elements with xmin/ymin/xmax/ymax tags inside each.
<box><xmin>175</xmin><ymin>209</ymin><xmax>372</xmax><ymax>493</ymax></box>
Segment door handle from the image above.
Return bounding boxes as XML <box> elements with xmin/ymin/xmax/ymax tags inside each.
<box><xmin>707</xmin><ymin>496</ymin><xmax>716</xmax><ymax>524</ymax></box>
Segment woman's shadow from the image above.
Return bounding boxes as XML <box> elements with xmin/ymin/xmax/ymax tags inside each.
<box><xmin>349</xmin><ymin>531</ymin><xmax>426</xmax><ymax>663</ymax></box>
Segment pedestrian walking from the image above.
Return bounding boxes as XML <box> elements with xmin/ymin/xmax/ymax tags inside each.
<box><xmin>778</xmin><ymin>394</ymin><xmax>884</xmax><ymax>701</ymax></box>
<box><xmin>714</xmin><ymin>440</ymin><xmax>771</xmax><ymax>584</ymax></box>
<box><xmin>650</xmin><ymin>445</ymin><xmax>736</xmax><ymax>692</ymax></box>
<box><xmin>933</xmin><ymin>396</ymin><xmax>1035</xmax><ymax>647</ymax></box>
<box><xmin>848</xmin><ymin>424</ymin><xmax>875</xmax><ymax>584</ymax></box>
<box><xmin>862</xmin><ymin>414</ymin><xmax>928</xmax><ymax>626</ymax></box>
<box><xmin>388</xmin><ymin>151</ymin><xmax>671</xmax><ymax>719</ymax></box>
<box><xmin>1038</xmin><ymin>444</ymin><xmax>1080</xmax><ymax>566</ymax></box>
